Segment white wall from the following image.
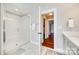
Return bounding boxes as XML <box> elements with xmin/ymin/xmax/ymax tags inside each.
<box><xmin>51</xmin><ymin>23</ymin><xmax>54</xmax><ymax>33</ymax></box>
<box><xmin>0</xmin><ymin>3</ymin><xmax>1</xmax><ymax>54</ymax></box>
<box><xmin>55</xmin><ymin>9</ymin><xmax>64</xmax><ymax>52</ymax></box>
<box><xmin>45</xmin><ymin>19</ymin><xmax>49</xmax><ymax>38</ymax></box>
<box><xmin>30</xmin><ymin>7</ymin><xmax>40</xmax><ymax>45</ymax></box>
<box><xmin>21</xmin><ymin>16</ymin><xmax>31</xmax><ymax>43</ymax></box>
<box><xmin>63</xmin><ymin>6</ymin><xmax>79</xmax><ymax>31</ymax></box>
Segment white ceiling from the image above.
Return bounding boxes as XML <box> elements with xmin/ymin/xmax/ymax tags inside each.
<box><xmin>4</xmin><ymin>3</ymin><xmax>39</xmax><ymax>17</ymax></box>
<box><xmin>3</xmin><ymin>3</ymin><xmax>79</xmax><ymax>16</ymax></box>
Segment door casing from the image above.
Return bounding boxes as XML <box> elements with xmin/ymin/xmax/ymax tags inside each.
<box><xmin>40</xmin><ymin>8</ymin><xmax>57</xmax><ymax>51</ymax></box>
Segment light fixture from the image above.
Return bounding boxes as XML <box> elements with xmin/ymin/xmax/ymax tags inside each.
<box><xmin>14</xmin><ymin>9</ymin><xmax>19</xmax><ymax>11</ymax></box>
<box><xmin>49</xmin><ymin>12</ymin><xmax>53</xmax><ymax>15</ymax></box>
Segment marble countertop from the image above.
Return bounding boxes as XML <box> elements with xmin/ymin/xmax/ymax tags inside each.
<box><xmin>63</xmin><ymin>31</ymin><xmax>79</xmax><ymax>48</ymax></box>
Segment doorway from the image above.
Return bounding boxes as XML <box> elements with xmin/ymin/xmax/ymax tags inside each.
<box><xmin>41</xmin><ymin>11</ymin><xmax>54</xmax><ymax>49</ymax></box>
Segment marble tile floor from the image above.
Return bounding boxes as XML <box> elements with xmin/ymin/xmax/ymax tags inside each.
<box><xmin>41</xmin><ymin>46</ymin><xmax>64</xmax><ymax>55</ymax></box>
<box><xmin>4</xmin><ymin>43</ymin><xmax>63</xmax><ymax>55</ymax></box>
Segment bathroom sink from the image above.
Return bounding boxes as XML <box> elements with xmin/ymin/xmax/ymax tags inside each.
<box><xmin>69</xmin><ymin>34</ymin><xmax>79</xmax><ymax>38</ymax></box>
<box><xmin>70</xmin><ymin>35</ymin><xmax>79</xmax><ymax>38</ymax></box>
<box><xmin>63</xmin><ymin>31</ymin><xmax>79</xmax><ymax>48</ymax></box>
<box><xmin>63</xmin><ymin>31</ymin><xmax>79</xmax><ymax>38</ymax></box>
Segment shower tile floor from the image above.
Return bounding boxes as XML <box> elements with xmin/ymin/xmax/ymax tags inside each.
<box><xmin>6</xmin><ymin>42</ymin><xmax>39</xmax><ymax>55</ymax></box>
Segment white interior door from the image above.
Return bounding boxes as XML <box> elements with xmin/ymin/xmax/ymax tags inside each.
<box><xmin>4</xmin><ymin>18</ymin><xmax>19</xmax><ymax>53</ymax></box>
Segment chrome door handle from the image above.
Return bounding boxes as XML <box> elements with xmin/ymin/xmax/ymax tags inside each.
<box><xmin>38</xmin><ymin>32</ymin><xmax>42</xmax><ymax>34</ymax></box>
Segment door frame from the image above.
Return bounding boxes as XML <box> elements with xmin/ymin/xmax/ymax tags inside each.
<box><xmin>40</xmin><ymin>8</ymin><xmax>58</xmax><ymax>51</ymax></box>
<box><xmin>1</xmin><ymin>4</ymin><xmax>5</xmax><ymax>55</ymax></box>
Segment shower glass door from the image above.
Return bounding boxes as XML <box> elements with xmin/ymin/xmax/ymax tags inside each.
<box><xmin>4</xmin><ymin>16</ymin><xmax>19</xmax><ymax>54</ymax></box>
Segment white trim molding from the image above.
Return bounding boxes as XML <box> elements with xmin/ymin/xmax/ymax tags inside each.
<box><xmin>40</xmin><ymin>8</ymin><xmax>58</xmax><ymax>51</ymax></box>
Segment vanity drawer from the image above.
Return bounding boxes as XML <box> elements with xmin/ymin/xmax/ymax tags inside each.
<box><xmin>65</xmin><ymin>47</ymin><xmax>74</xmax><ymax>55</ymax></box>
<box><xmin>77</xmin><ymin>49</ymin><xmax>79</xmax><ymax>55</ymax></box>
<box><xmin>69</xmin><ymin>42</ymin><xmax>78</xmax><ymax>55</ymax></box>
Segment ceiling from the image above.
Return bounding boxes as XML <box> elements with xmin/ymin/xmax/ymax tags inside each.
<box><xmin>3</xmin><ymin>3</ymin><xmax>79</xmax><ymax>16</ymax></box>
<box><xmin>4</xmin><ymin>3</ymin><xmax>38</xmax><ymax>16</ymax></box>
<box><xmin>42</xmin><ymin>12</ymin><xmax>54</xmax><ymax>20</ymax></box>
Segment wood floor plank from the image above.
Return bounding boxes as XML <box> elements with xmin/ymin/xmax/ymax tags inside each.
<box><xmin>42</xmin><ymin>34</ymin><xmax>54</xmax><ymax>49</ymax></box>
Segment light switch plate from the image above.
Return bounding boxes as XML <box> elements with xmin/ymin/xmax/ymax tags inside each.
<box><xmin>32</xmin><ymin>23</ymin><xmax>36</xmax><ymax>30</ymax></box>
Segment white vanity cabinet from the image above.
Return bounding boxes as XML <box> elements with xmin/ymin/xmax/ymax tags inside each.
<box><xmin>63</xmin><ymin>35</ymin><xmax>79</xmax><ymax>55</ymax></box>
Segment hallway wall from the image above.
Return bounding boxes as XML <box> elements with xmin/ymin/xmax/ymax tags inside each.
<box><xmin>51</xmin><ymin>23</ymin><xmax>54</xmax><ymax>33</ymax></box>
<box><xmin>45</xmin><ymin>19</ymin><xmax>49</xmax><ymax>39</ymax></box>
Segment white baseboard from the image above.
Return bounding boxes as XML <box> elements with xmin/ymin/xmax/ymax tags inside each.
<box><xmin>30</xmin><ymin>41</ymin><xmax>39</xmax><ymax>46</ymax></box>
<box><xmin>54</xmin><ymin>48</ymin><xmax>64</xmax><ymax>54</ymax></box>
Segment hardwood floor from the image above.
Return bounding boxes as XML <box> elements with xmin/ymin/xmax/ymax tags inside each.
<box><xmin>42</xmin><ymin>33</ymin><xmax>54</xmax><ymax>49</ymax></box>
